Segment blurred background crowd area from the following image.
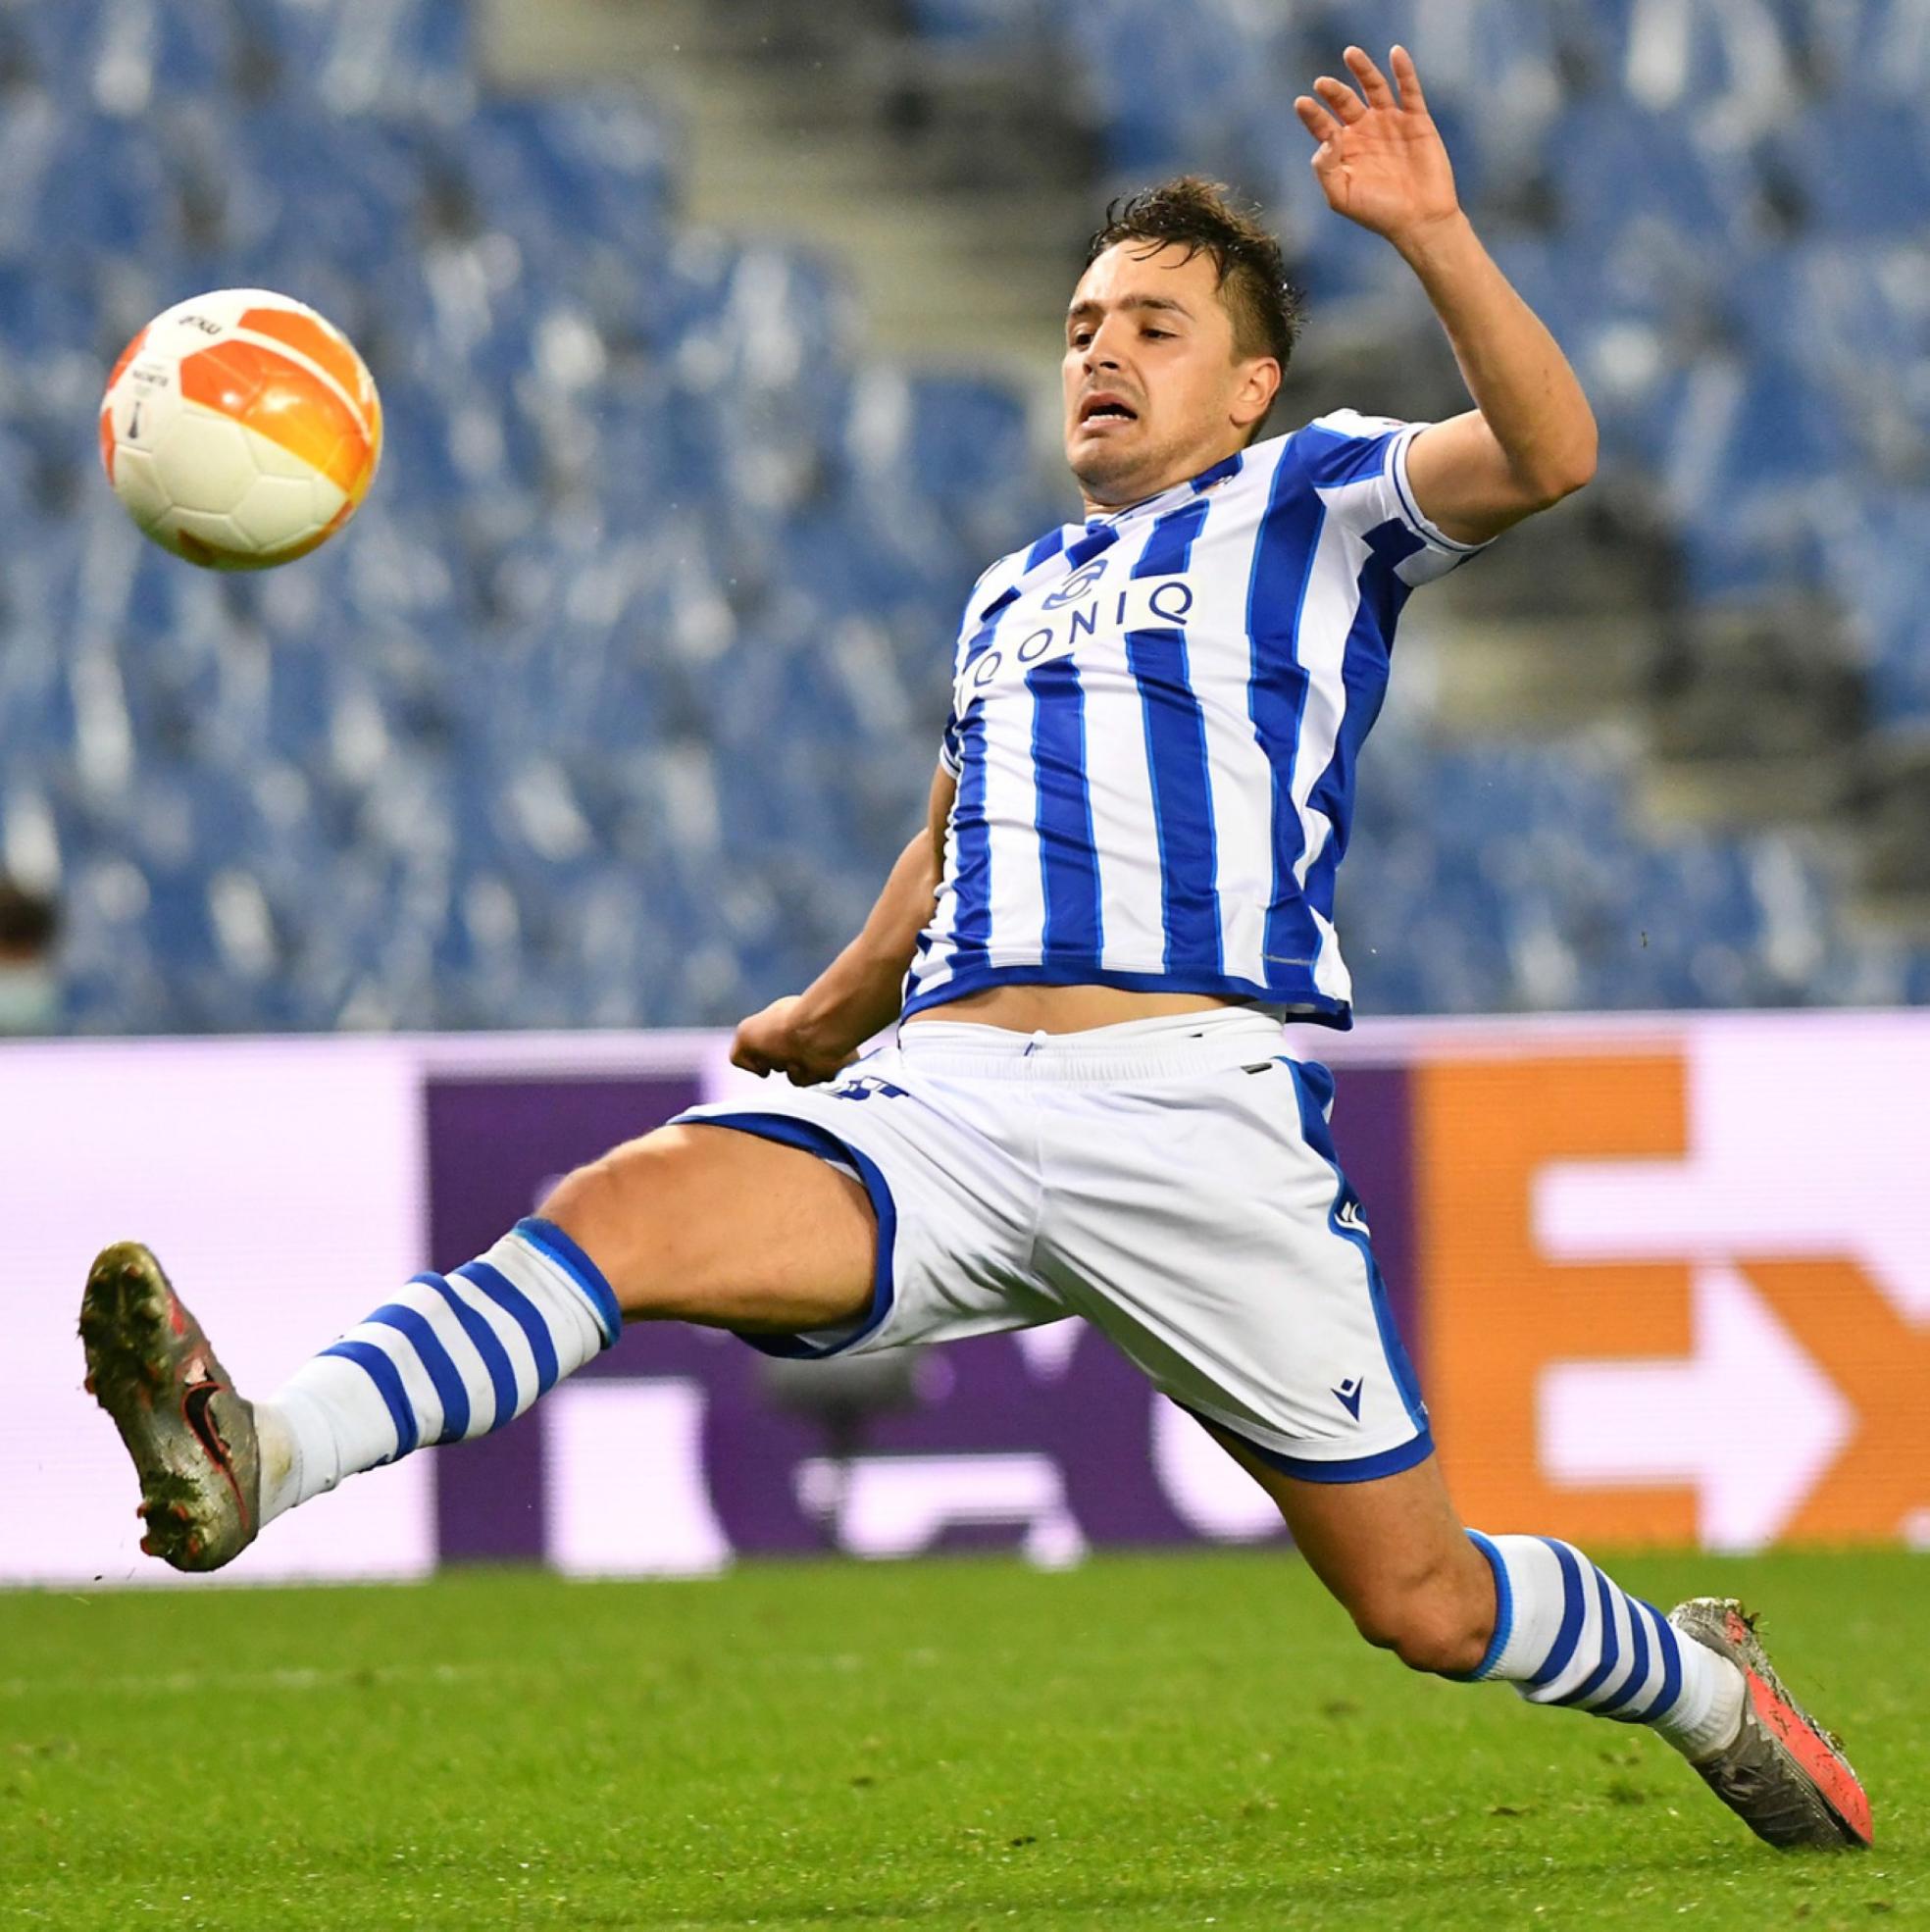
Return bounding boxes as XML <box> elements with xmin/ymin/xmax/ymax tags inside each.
<box><xmin>2</xmin><ymin>0</ymin><xmax>1927</xmax><ymax>1035</ymax></box>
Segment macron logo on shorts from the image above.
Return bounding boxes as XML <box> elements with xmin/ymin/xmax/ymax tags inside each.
<box><xmin>1333</xmin><ymin>1376</ymin><xmax>1365</xmax><ymax>1421</ymax></box>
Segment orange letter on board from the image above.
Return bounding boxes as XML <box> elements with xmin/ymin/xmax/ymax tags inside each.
<box><xmin>1414</xmin><ymin>1053</ymin><xmax>1698</xmax><ymax>1543</ymax></box>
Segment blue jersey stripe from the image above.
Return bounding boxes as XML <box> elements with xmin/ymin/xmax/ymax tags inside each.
<box><xmin>1301</xmin><ymin>421</ymin><xmax>1398</xmax><ymax>488</ymax></box>
<box><xmin>364</xmin><ymin>1299</ymin><xmax>472</xmax><ymax>1444</ymax></box>
<box><xmin>944</xmin><ymin>601</ymin><xmax>1008</xmax><ymax>982</ymax></box>
<box><xmin>1129</xmin><ymin>499</ymin><xmax>1220</xmax><ymax>974</ymax></box>
<box><xmin>416</xmin><ymin>1271</ymin><xmax>518</xmax><ymax>1434</ymax></box>
<box><xmin>457</xmin><ymin>1260</ymin><xmax>561</xmax><ymax>1396</ymax></box>
<box><xmin>1027</xmin><ymin>656</ymin><xmax>1102</xmax><ymax>957</ymax></box>
<box><xmin>1024</xmin><ymin>528</ymin><xmax>1069</xmax><ymax>570</ymax></box>
<box><xmin>945</xmin><ymin>703</ymin><xmax>994</xmax><ymax>979</ymax></box>
<box><xmin>1245</xmin><ymin>445</ymin><xmax>1325</xmax><ymax>978</ymax></box>
<box><xmin>1298</xmin><ymin>525</ymin><xmax>1415</xmax><ymax>921</ymax></box>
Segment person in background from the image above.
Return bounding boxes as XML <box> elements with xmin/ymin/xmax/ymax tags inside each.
<box><xmin>0</xmin><ymin>879</ymin><xmax>62</xmax><ymax>1036</ymax></box>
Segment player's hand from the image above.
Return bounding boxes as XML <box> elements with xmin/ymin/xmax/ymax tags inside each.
<box><xmin>1295</xmin><ymin>46</ymin><xmax>1460</xmax><ymax>249</ymax></box>
<box><xmin>730</xmin><ymin>995</ymin><xmax>856</xmax><ymax>1087</ymax></box>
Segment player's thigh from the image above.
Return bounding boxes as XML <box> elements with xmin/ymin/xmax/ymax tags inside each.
<box><xmin>540</xmin><ymin>1122</ymin><xmax>875</xmax><ymax>1332</ymax></box>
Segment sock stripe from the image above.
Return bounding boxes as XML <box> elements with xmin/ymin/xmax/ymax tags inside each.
<box><xmin>1461</xmin><ymin>1530</ymin><xmax>1512</xmax><ymax>1682</ymax></box>
<box><xmin>1634</xmin><ymin>1602</ymin><xmax>1685</xmax><ymax>1724</ymax></box>
<box><xmin>365</xmin><ymin>1301</ymin><xmax>471</xmax><ymax>1444</ymax></box>
<box><xmin>1596</xmin><ymin>1593</ymin><xmax>1652</xmax><ymax>1717</ymax></box>
<box><xmin>1553</xmin><ymin>1569</ymin><xmax>1623</xmax><ymax>1708</ymax></box>
<box><xmin>320</xmin><ymin>1339</ymin><xmax>419</xmax><ymax>1460</ymax></box>
<box><xmin>458</xmin><ymin>1260</ymin><xmax>560</xmax><ymax>1395</ymax></box>
<box><xmin>1527</xmin><ymin>1538</ymin><xmax>1588</xmax><ymax>1689</ymax></box>
<box><xmin>515</xmin><ymin>1216</ymin><xmax>621</xmax><ymax>1348</ymax></box>
<box><xmin>416</xmin><ymin>1273</ymin><xmax>518</xmax><ymax>1433</ymax></box>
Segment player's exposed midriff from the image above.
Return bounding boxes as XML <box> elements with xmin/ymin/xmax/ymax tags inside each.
<box><xmin>901</xmin><ymin>982</ymin><xmax>1246</xmax><ymax>1036</ymax></box>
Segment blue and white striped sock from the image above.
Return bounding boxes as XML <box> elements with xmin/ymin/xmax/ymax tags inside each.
<box><xmin>255</xmin><ymin>1218</ymin><xmax>621</xmax><ymax>1522</ymax></box>
<box><xmin>1464</xmin><ymin>1533</ymin><xmax>1744</xmax><ymax>1760</ymax></box>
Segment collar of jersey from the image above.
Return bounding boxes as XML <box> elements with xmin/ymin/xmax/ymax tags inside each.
<box><xmin>1077</xmin><ymin>448</ymin><xmax>1244</xmax><ymax>536</ymax></box>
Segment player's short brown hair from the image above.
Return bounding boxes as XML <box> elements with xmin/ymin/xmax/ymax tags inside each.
<box><xmin>1086</xmin><ymin>177</ymin><xmax>1305</xmax><ymax>437</ymax></box>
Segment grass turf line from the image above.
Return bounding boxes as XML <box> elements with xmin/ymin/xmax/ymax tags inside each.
<box><xmin>0</xmin><ymin>1550</ymin><xmax>1919</xmax><ymax>1930</ymax></box>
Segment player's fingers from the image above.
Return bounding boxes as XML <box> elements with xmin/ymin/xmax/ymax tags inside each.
<box><xmin>730</xmin><ymin>1039</ymin><xmax>773</xmax><ymax>1076</ymax></box>
<box><xmin>1311</xmin><ymin>74</ymin><xmax>1367</xmax><ymax>124</ymax></box>
<box><xmin>1295</xmin><ymin>95</ymin><xmax>1343</xmax><ymax>144</ymax></box>
<box><xmin>1344</xmin><ymin>45</ymin><xmax>1397</xmax><ymax>109</ymax></box>
<box><xmin>1390</xmin><ymin>44</ymin><xmax>1427</xmax><ymax>113</ymax></box>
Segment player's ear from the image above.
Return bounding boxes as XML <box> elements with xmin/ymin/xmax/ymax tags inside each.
<box><xmin>1231</xmin><ymin>356</ymin><xmax>1281</xmax><ymax>433</ymax></box>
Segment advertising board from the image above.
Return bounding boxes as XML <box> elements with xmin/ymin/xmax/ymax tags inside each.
<box><xmin>7</xmin><ymin>1013</ymin><xmax>1923</xmax><ymax>1586</ymax></box>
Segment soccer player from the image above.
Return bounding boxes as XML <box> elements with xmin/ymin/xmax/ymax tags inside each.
<box><xmin>82</xmin><ymin>47</ymin><xmax>1868</xmax><ymax>1851</ymax></box>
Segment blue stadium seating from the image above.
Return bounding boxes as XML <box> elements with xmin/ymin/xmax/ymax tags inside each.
<box><xmin>2</xmin><ymin>0</ymin><xmax>1925</xmax><ymax>1034</ymax></box>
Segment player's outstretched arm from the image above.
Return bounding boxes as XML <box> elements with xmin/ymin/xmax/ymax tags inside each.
<box><xmin>1295</xmin><ymin>45</ymin><xmax>1597</xmax><ymax>545</ymax></box>
<box><xmin>732</xmin><ymin>760</ymin><xmax>956</xmax><ymax>1085</ymax></box>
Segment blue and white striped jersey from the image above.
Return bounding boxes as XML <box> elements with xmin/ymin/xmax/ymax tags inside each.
<box><xmin>905</xmin><ymin>411</ymin><xmax>1487</xmax><ymax>1026</ymax></box>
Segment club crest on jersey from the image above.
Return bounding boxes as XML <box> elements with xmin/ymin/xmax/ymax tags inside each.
<box><xmin>1041</xmin><ymin>559</ymin><xmax>1110</xmax><ymax>608</ymax></box>
<box><xmin>954</xmin><ymin>574</ymin><xmax>1194</xmax><ymax>713</ymax></box>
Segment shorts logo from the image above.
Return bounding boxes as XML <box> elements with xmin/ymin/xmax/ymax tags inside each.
<box><xmin>831</xmin><ymin>1075</ymin><xmax>907</xmax><ymax>1101</ymax></box>
<box><xmin>1336</xmin><ymin>1198</ymin><xmax>1370</xmax><ymax>1237</ymax></box>
<box><xmin>1333</xmin><ymin>1376</ymin><xmax>1365</xmax><ymax>1421</ymax></box>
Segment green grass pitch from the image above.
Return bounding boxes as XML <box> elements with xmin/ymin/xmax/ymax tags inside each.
<box><xmin>1</xmin><ymin>1551</ymin><xmax>1919</xmax><ymax>1930</ymax></box>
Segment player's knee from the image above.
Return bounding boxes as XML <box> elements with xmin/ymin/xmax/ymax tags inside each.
<box><xmin>1346</xmin><ymin>1564</ymin><xmax>1492</xmax><ymax>1677</ymax></box>
<box><xmin>536</xmin><ymin>1133</ymin><xmax>684</xmax><ymax>1292</ymax></box>
<box><xmin>539</xmin><ymin>1145</ymin><xmax>632</xmax><ymax>1239</ymax></box>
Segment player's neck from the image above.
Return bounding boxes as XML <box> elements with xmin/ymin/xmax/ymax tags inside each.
<box><xmin>1077</xmin><ymin>436</ymin><xmax>1246</xmax><ymax>521</ymax></box>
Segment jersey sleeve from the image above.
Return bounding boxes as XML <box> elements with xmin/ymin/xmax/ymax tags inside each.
<box><xmin>1299</xmin><ymin>408</ymin><xmax>1491</xmax><ymax>585</ymax></box>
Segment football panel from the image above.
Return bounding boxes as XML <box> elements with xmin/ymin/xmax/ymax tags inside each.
<box><xmin>109</xmin><ymin>443</ymin><xmax>173</xmax><ymax>534</ymax></box>
<box><xmin>140</xmin><ymin>289</ymin><xmax>286</xmax><ymax>356</ymax></box>
<box><xmin>257</xmin><ymin>497</ymin><xmax>358</xmax><ymax>566</ymax></box>
<box><xmin>178</xmin><ymin>340</ymin><xmax>373</xmax><ymax>495</ymax></box>
<box><xmin>151</xmin><ymin>406</ymin><xmax>260</xmax><ymax>516</ymax></box>
<box><xmin>239</xmin><ymin>422</ymin><xmax>349</xmax><ymax>525</ymax></box>
<box><xmin>162</xmin><ymin>506</ymin><xmax>277</xmax><ymax>572</ymax></box>
<box><xmin>238</xmin><ymin>303</ymin><xmax>380</xmax><ymax>427</ymax></box>
<box><xmin>229</xmin><ymin>474</ymin><xmax>333</xmax><ymax>551</ymax></box>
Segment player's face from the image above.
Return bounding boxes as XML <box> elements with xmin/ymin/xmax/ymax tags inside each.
<box><xmin>1063</xmin><ymin>241</ymin><xmax>1277</xmax><ymax>509</ymax></box>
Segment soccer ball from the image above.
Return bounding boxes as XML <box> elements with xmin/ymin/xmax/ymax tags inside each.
<box><xmin>99</xmin><ymin>289</ymin><xmax>383</xmax><ymax>571</ymax></box>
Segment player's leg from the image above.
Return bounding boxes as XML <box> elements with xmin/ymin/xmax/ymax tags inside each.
<box><xmin>80</xmin><ymin>1124</ymin><xmax>875</xmax><ymax>1570</ymax></box>
<box><xmin>1208</xmin><ymin>1428</ymin><xmax>1872</xmax><ymax>1850</ymax></box>
<box><xmin>1035</xmin><ymin>1027</ymin><xmax>1870</xmax><ymax>1850</ymax></box>
<box><xmin>1201</xmin><ymin>1425</ymin><xmax>1492</xmax><ymax>1671</ymax></box>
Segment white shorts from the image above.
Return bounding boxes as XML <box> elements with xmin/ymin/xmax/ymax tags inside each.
<box><xmin>674</xmin><ymin>1008</ymin><xmax>1432</xmax><ymax>1482</ymax></box>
